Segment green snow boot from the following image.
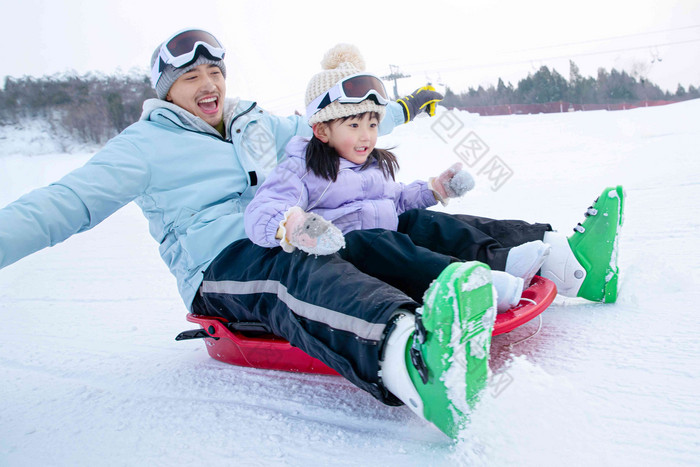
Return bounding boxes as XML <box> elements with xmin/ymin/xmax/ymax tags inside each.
<box><xmin>380</xmin><ymin>262</ymin><xmax>496</xmax><ymax>438</ymax></box>
<box><xmin>541</xmin><ymin>186</ymin><xmax>625</xmax><ymax>303</ymax></box>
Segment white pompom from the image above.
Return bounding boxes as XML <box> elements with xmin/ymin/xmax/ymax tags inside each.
<box><xmin>450</xmin><ymin>170</ymin><xmax>476</xmax><ymax>195</ymax></box>
<box><xmin>320</xmin><ymin>43</ymin><xmax>365</xmax><ymax>71</ymax></box>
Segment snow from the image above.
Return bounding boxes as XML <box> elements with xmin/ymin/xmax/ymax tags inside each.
<box><xmin>2</xmin><ymin>99</ymin><xmax>700</xmax><ymax>466</ymax></box>
<box><xmin>0</xmin><ymin>119</ymin><xmax>100</xmax><ymax>157</ymax></box>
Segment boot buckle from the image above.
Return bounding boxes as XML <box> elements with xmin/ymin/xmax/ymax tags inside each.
<box><xmin>410</xmin><ymin>339</ymin><xmax>429</xmax><ymax>384</ymax></box>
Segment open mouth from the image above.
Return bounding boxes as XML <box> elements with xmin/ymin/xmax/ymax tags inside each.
<box><xmin>198</xmin><ymin>96</ymin><xmax>219</xmax><ymax>114</ymax></box>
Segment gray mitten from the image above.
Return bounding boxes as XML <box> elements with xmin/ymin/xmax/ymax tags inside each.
<box><xmin>428</xmin><ymin>163</ymin><xmax>475</xmax><ymax>205</ymax></box>
<box><xmin>280</xmin><ymin>207</ymin><xmax>345</xmax><ymax>255</ymax></box>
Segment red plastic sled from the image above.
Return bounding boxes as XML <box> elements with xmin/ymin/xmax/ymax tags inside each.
<box><xmin>493</xmin><ymin>275</ymin><xmax>557</xmax><ymax>335</ymax></box>
<box><xmin>180</xmin><ymin>313</ymin><xmax>340</xmax><ymax>375</ymax></box>
<box><xmin>177</xmin><ymin>275</ymin><xmax>557</xmax><ymax>376</ymax></box>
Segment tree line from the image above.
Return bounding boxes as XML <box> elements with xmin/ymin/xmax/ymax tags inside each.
<box><xmin>1</xmin><ymin>61</ymin><xmax>698</xmax><ymax>145</ymax></box>
<box><xmin>0</xmin><ymin>72</ymin><xmax>155</xmax><ymax>144</ymax></box>
<box><xmin>442</xmin><ymin>60</ymin><xmax>699</xmax><ymax>108</ymax></box>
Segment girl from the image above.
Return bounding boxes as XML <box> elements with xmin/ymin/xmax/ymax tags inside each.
<box><xmin>245</xmin><ymin>44</ymin><xmax>539</xmax><ymax>312</ymax></box>
<box><xmin>244</xmin><ymin>43</ymin><xmax>623</xmax><ymax>437</ymax></box>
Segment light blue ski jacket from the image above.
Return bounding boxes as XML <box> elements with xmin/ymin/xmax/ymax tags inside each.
<box><xmin>0</xmin><ymin>98</ymin><xmax>406</xmax><ymax>308</ymax></box>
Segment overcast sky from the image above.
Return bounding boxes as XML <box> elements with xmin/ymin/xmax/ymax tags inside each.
<box><xmin>2</xmin><ymin>0</ymin><xmax>699</xmax><ymax>114</ymax></box>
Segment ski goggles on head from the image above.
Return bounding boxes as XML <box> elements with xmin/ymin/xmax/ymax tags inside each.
<box><xmin>306</xmin><ymin>73</ymin><xmax>390</xmax><ymax>119</ymax></box>
<box><xmin>150</xmin><ymin>29</ymin><xmax>226</xmax><ymax>87</ymax></box>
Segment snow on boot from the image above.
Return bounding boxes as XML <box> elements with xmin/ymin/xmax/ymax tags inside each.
<box><xmin>381</xmin><ymin>262</ymin><xmax>496</xmax><ymax>438</ymax></box>
<box><xmin>491</xmin><ymin>270</ymin><xmax>524</xmax><ymax>313</ymax></box>
<box><xmin>540</xmin><ymin>186</ymin><xmax>625</xmax><ymax>303</ymax></box>
<box><xmin>505</xmin><ymin>240</ymin><xmax>551</xmax><ymax>289</ymax></box>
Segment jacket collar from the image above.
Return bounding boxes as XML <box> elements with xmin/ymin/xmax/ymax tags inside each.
<box><xmin>140</xmin><ymin>97</ymin><xmax>251</xmax><ymax>139</ymax></box>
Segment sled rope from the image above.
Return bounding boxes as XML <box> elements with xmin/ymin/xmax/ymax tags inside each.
<box><xmin>509</xmin><ymin>314</ymin><xmax>543</xmax><ymax>347</ymax></box>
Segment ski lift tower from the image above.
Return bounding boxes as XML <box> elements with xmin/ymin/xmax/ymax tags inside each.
<box><xmin>382</xmin><ymin>65</ymin><xmax>411</xmax><ymax>100</ymax></box>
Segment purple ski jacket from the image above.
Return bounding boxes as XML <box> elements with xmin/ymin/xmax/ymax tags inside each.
<box><xmin>245</xmin><ymin>136</ymin><xmax>437</xmax><ymax>248</ymax></box>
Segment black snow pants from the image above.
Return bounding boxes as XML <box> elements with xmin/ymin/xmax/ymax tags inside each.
<box><xmin>191</xmin><ymin>209</ymin><xmax>551</xmax><ymax>404</ymax></box>
<box><xmin>339</xmin><ymin>209</ymin><xmax>552</xmax><ymax>302</ymax></box>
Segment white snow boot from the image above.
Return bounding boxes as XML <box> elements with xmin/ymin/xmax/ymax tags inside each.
<box><xmin>380</xmin><ymin>313</ymin><xmax>425</xmax><ymax>418</ymax></box>
<box><xmin>539</xmin><ymin>231</ymin><xmax>586</xmax><ymax>298</ymax></box>
<box><xmin>491</xmin><ymin>270</ymin><xmax>524</xmax><ymax>313</ymax></box>
<box><xmin>505</xmin><ymin>240</ymin><xmax>551</xmax><ymax>289</ymax></box>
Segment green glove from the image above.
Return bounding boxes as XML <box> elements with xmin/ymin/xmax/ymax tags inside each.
<box><xmin>397</xmin><ymin>85</ymin><xmax>443</xmax><ymax>122</ymax></box>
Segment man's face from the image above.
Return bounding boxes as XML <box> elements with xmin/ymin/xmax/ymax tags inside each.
<box><xmin>166</xmin><ymin>64</ymin><xmax>226</xmax><ymax>128</ymax></box>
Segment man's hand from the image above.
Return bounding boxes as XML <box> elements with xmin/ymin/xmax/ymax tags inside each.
<box><xmin>397</xmin><ymin>85</ymin><xmax>443</xmax><ymax>122</ymax></box>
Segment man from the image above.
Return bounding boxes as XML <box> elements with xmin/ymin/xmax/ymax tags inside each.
<box><xmin>0</xmin><ymin>28</ymin><xmax>464</xmax><ymax>432</ymax></box>
<box><xmin>0</xmin><ymin>29</ymin><xmax>439</xmax><ymax>311</ymax></box>
<box><xmin>0</xmin><ymin>29</ymin><xmax>623</xmax><ymax>438</ymax></box>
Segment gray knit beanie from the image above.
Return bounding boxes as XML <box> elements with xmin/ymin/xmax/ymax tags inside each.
<box><xmin>306</xmin><ymin>44</ymin><xmax>386</xmax><ymax>126</ymax></box>
<box><xmin>150</xmin><ymin>44</ymin><xmax>227</xmax><ymax>100</ymax></box>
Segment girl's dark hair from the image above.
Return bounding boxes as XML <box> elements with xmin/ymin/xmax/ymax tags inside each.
<box><xmin>305</xmin><ymin>112</ymin><xmax>399</xmax><ymax>181</ymax></box>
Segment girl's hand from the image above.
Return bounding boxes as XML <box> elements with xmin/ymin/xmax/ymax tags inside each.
<box><xmin>279</xmin><ymin>207</ymin><xmax>345</xmax><ymax>255</ymax></box>
<box><xmin>429</xmin><ymin>162</ymin><xmax>475</xmax><ymax>206</ymax></box>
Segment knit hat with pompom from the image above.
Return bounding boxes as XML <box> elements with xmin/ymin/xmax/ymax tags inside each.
<box><xmin>305</xmin><ymin>44</ymin><xmax>386</xmax><ymax>126</ymax></box>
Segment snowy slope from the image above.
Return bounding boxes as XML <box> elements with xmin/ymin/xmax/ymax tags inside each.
<box><xmin>1</xmin><ymin>99</ymin><xmax>699</xmax><ymax>466</ymax></box>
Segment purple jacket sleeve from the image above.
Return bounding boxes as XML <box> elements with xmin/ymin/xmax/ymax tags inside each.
<box><xmin>394</xmin><ymin>180</ymin><xmax>438</xmax><ymax>214</ymax></box>
<box><xmin>244</xmin><ymin>160</ymin><xmax>309</xmax><ymax>248</ymax></box>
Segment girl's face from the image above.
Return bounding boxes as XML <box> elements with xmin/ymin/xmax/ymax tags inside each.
<box><xmin>314</xmin><ymin>113</ymin><xmax>379</xmax><ymax>165</ymax></box>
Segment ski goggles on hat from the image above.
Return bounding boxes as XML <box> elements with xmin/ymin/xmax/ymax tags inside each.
<box><xmin>150</xmin><ymin>29</ymin><xmax>226</xmax><ymax>87</ymax></box>
<box><xmin>306</xmin><ymin>73</ymin><xmax>390</xmax><ymax>118</ymax></box>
